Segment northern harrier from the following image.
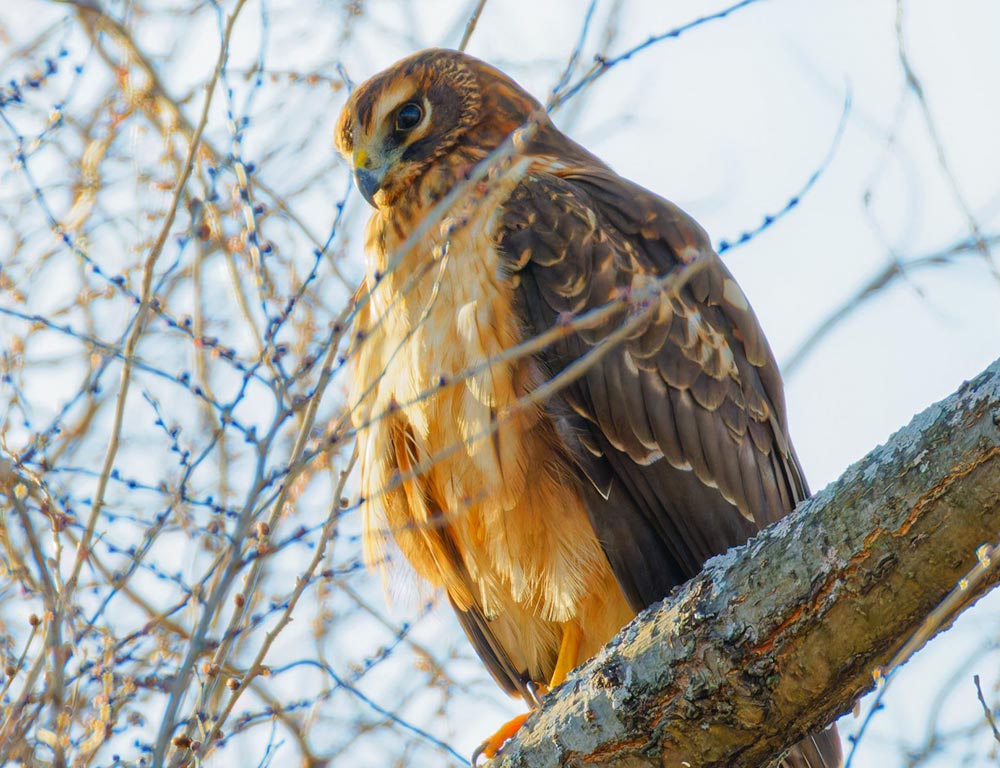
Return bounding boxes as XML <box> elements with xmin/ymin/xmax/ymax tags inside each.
<box><xmin>335</xmin><ymin>48</ymin><xmax>841</xmax><ymax>767</ymax></box>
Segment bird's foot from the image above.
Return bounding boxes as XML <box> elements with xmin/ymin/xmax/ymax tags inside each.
<box><xmin>470</xmin><ymin>712</ymin><xmax>530</xmax><ymax>765</ymax></box>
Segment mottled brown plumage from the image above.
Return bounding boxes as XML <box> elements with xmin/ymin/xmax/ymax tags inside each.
<box><xmin>336</xmin><ymin>48</ymin><xmax>841</xmax><ymax>767</ymax></box>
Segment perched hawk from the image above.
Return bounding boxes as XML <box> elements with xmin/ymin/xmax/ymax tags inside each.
<box><xmin>336</xmin><ymin>49</ymin><xmax>841</xmax><ymax>767</ymax></box>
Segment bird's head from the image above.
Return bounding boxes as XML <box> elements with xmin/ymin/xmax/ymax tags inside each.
<box><xmin>335</xmin><ymin>48</ymin><xmax>542</xmax><ymax>208</ymax></box>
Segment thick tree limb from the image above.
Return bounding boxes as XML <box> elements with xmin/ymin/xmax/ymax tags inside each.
<box><xmin>494</xmin><ymin>358</ymin><xmax>1000</xmax><ymax>767</ymax></box>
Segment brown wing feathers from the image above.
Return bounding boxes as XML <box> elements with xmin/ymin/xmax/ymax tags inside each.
<box><xmin>497</xmin><ymin>154</ymin><xmax>808</xmax><ymax>596</ymax></box>
<box><xmin>496</xmin><ymin>161</ymin><xmax>841</xmax><ymax>768</ymax></box>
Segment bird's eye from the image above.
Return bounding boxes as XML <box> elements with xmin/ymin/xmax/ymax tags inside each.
<box><xmin>395</xmin><ymin>102</ymin><xmax>423</xmax><ymax>132</ymax></box>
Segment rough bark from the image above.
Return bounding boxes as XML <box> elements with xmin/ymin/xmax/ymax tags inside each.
<box><xmin>494</xmin><ymin>358</ymin><xmax>1000</xmax><ymax>768</ymax></box>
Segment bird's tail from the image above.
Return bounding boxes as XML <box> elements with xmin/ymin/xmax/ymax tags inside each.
<box><xmin>781</xmin><ymin>724</ymin><xmax>843</xmax><ymax>768</ymax></box>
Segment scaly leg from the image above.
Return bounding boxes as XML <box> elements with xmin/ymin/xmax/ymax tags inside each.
<box><xmin>548</xmin><ymin>621</ymin><xmax>582</xmax><ymax>690</ymax></box>
<box><xmin>472</xmin><ymin>623</ymin><xmax>582</xmax><ymax>763</ymax></box>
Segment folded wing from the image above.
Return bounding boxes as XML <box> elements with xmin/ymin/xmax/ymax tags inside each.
<box><xmin>496</xmin><ymin>161</ymin><xmax>808</xmax><ymax>608</ymax></box>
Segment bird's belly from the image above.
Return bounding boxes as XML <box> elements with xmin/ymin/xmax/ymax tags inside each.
<box><xmin>354</xmin><ymin>229</ymin><xmax>633</xmax><ymax>679</ymax></box>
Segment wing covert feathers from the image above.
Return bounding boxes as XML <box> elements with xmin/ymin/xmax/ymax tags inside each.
<box><xmin>496</xmin><ymin>151</ymin><xmax>810</xmax><ymax>601</ymax></box>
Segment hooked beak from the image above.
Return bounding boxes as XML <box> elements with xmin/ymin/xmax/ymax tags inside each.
<box><xmin>354</xmin><ymin>167</ymin><xmax>383</xmax><ymax>208</ymax></box>
<box><xmin>352</xmin><ymin>149</ymin><xmax>386</xmax><ymax>207</ymax></box>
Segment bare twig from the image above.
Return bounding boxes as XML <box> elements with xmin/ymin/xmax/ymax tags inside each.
<box><xmin>457</xmin><ymin>0</ymin><xmax>488</xmax><ymax>52</ymax></box>
<box><xmin>974</xmin><ymin>674</ymin><xmax>1000</xmax><ymax>746</ymax></box>
<box><xmin>784</xmin><ymin>233</ymin><xmax>1000</xmax><ymax>377</ymax></box>
<box><xmin>895</xmin><ymin>0</ymin><xmax>997</xmax><ymax>280</ymax></box>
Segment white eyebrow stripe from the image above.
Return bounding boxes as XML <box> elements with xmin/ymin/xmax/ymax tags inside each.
<box><xmin>371</xmin><ymin>82</ymin><xmax>416</xmax><ymax>136</ymax></box>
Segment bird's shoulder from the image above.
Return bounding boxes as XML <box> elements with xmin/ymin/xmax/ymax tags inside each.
<box><xmin>492</xmin><ymin>152</ymin><xmax>807</xmax><ymax>535</ymax></box>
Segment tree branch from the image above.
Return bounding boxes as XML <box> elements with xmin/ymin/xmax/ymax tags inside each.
<box><xmin>494</xmin><ymin>358</ymin><xmax>1000</xmax><ymax>767</ymax></box>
